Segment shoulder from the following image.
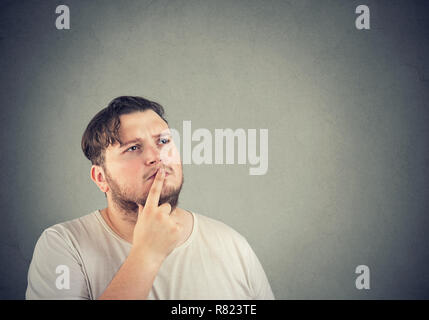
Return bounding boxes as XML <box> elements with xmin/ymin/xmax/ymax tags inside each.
<box><xmin>37</xmin><ymin>210</ymin><xmax>101</xmax><ymax>250</ymax></box>
<box><xmin>27</xmin><ymin>212</ymin><xmax>98</xmax><ymax>300</ymax></box>
<box><xmin>193</xmin><ymin>212</ymin><xmax>250</xmax><ymax>250</ymax></box>
<box><xmin>47</xmin><ymin>210</ymin><xmax>99</xmax><ymax>233</ymax></box>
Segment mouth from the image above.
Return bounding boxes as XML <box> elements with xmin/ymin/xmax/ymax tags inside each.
<box><xmin>147</xmin><ymin>169</ymin><xmax>170</xmax><ymax>180</ymax></box>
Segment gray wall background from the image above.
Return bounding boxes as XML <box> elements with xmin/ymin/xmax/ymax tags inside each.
<box><xmin>1</xmin><ymin>0</ymin><xmax>428</xmax><ymax>299</ymax></box>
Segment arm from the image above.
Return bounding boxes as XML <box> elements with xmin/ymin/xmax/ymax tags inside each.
<box><xmin>26</xmin><ymin>228</ymin><xmax>90</xmax><ymax>300</ymax></box>
<box><xmin>247</xmin><ymin>244</ymin><xmax>275</xmax><ymax>300</ymax></box>
<box><xmin>98</xmin><ymin>167</ymin><xmax>182</xmax><ymax>300</ymax></box>
<box><xmin>97</xmin><ymin>246</ymin><xmax>162</xmax><ymax>300</ymax></box>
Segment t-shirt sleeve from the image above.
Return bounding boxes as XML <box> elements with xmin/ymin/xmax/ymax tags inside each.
<box><xmin>25</xmin><ymin>228</ymin><xmax>91</xmax><ymax>300</ymax></box>
<box><xmin>247</xmin><ymin>244</ymin><xmax>275</xmax><ymax>300</ymax></box>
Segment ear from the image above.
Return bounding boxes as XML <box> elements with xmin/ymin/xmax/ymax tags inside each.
<box><xmin>90</xmin><ymin>165</ymin><xmax>110</xmax><ymax>193</ymax></box>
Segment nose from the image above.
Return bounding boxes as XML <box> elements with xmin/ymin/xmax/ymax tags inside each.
<box><xmin>144</xmin><ymin>143</ymin><xmax>161</xmax><ymax>166</ymax></box>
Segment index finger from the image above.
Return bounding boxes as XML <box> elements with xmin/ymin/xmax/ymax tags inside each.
<box><xmin>145</xmin><ymin>168</ymin><xmax>165</xmax><ymax>208</ymax></box>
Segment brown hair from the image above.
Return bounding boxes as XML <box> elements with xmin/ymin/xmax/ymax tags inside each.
<box><xmin>81</xmin><ymin>96</ymin><xmax>168</xmax><ymax>167</ymax></box>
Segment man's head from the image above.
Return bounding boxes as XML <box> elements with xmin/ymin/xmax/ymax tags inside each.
<box><xmin>81</xmin><ymin>96</ymin><xmax>183</xmax><ymax>218</ymax></box>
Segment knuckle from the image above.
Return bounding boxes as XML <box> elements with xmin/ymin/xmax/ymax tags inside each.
<box><xmin>155</xmin><ymin>212</ymin><xmax>164</xmax><ymax>221</ymax></box>
<box><xmin>143</xmin><ymin>205</ymin><xmax>155</xmax><ymax>214</ymax></box>
<box><xmin>149</xmin><ymin>187</ymin><xmax>160</xmax><ymax>196</ymax></box>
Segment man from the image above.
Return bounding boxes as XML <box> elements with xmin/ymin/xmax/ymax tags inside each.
<box><xmin>26</xmin><ymin>96</ymin><xmax>274</xmax><ymax>300</ymax></box>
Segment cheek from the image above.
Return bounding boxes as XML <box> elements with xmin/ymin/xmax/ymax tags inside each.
<box><xmin>172</xmin><ymin>163</ymin><xmax>182</xmax><ymax>176</ymax></box>
<box><xmin>160</xmin><ymin>143</ymin><xmax>181</xmax><ymax>165</ymax></box>
<box><xmin>115</xmin><ymin>158</ymin><xmax>143</xmax><ymax>179</ymax></box>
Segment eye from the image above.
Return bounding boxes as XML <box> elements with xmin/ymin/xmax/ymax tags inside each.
<box><xmin>159</xmin><ymin>137</ymin><xmax>170</xmax><ymax>145</ymax></box>
<box><xmin>126</xmin><ymin>145</ymin><xmax>140</xmax><ymax>152</ymax></box>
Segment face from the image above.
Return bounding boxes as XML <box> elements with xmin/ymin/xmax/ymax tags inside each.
<box><xmin>95</xmin><ymin>110</ymin><xmax>183</xmax><ymax>217</ymax></box>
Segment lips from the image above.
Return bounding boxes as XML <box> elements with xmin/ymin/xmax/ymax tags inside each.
<box><xmin>147</xmin><ymin>169</ymin><xmax>170</xmax><ymax>180</ymax></box>
<box><xmin>148</xmin><ymin>171</ymin><xmax>158</xmax><ymax>180</ymax></box>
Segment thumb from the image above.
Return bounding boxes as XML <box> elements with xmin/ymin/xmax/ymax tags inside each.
<box><xmin>159</xmin><ymin>202</ymin><xmax>172</xmax><ymax>215</ymax></box>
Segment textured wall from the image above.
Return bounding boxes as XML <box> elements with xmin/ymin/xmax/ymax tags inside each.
<box><xmin>0</xmin><ymin>0</ymin><xmax>428</xmax><ymax>299</ymax></box>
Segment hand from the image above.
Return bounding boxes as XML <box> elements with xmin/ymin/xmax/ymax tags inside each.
<box><xmin>132</xmin><ymin>168</ymin><xmax>182</xmax><ymax>264</ymax></box>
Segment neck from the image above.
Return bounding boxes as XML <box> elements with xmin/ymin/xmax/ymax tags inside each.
<box><xmin>100</xmin><ymin>200</ymin><xmax>180</xmax><ymax>244</ymax></box>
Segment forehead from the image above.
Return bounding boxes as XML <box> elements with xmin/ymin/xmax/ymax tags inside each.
<box><xmin>113</xmin><ymin>110</ymin><xmax>169</xmax><ymax>146</ymax></box>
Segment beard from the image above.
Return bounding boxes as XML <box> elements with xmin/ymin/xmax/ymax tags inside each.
<box><xmin>104</xmin><ymin>167</ymin><xmax>184</xmax><ymax>222</ymax></box>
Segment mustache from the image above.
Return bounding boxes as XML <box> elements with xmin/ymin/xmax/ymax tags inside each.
<box><xmin>144</xmin><ymin>166</ymin><xmax>172</xmax><ymax>180</ymax></box>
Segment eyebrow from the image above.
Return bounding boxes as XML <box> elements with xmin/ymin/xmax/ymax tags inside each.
<box><xmin>118</xmin><ymin>133</ymin><xmax>171</xmax><ymax>148</ymax></box>
<box><xmin>119</xmin><ymin>138</ymin><xmax>142</xmax><ymax>148</ymax></box>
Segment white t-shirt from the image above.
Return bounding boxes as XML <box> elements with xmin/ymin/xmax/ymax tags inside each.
<box><xmin>26</xmin><ymin>210</ymin><xmax>275</xmax><ymax>300</ymax></box>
